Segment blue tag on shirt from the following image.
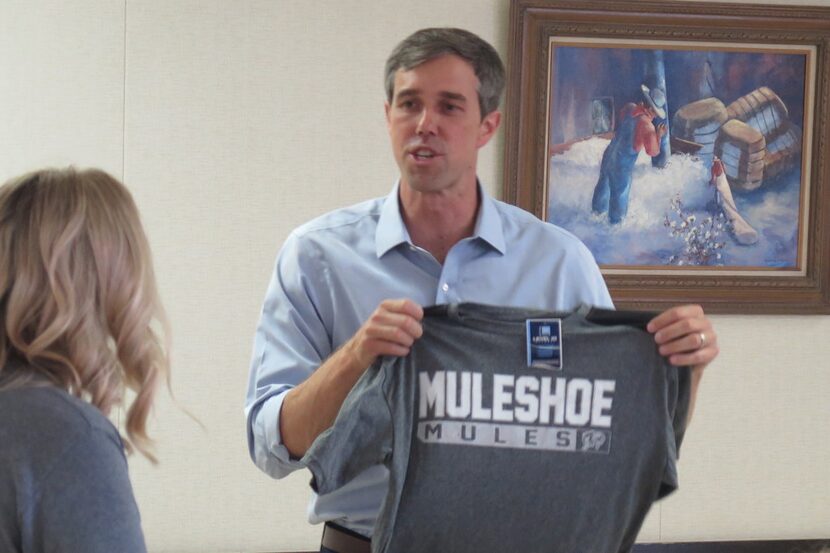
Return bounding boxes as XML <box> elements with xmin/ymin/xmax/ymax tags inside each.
<box><xmin>526</xmin><ymin>318</ymin><xmax>562</xmax><ymax>370</ymax></box>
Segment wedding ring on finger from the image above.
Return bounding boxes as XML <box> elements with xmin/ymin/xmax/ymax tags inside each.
<box><xmin>698</xmin><ymin>332</ymin><xmax>707</xmax><ymax>349</ymax></box>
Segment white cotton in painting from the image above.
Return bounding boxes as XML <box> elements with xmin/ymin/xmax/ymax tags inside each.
<box><xmin>547</xmin><ymin>137</ymin><xmax>800</xmax><ymax>268</ymax></box>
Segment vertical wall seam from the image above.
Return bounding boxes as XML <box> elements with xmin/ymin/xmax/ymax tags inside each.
<box><xmin>118</xmin><ymin>0</ymin><xmax>128</xmax><ymax>432</ymax></box>
<box><xmin>121</xmin><ymin>0</ymin><xmax>127</xmax><ymax>183</ymax></box>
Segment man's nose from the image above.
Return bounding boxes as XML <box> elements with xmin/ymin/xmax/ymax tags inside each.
<box><xmin>416</xmin><ymin>108</ymin><xmax>437</xmax><ymax>136</ymax></box>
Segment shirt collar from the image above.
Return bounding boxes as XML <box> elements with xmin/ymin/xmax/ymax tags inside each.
<box><xmin>375</xmin><ymin>180</ymin><xmax>506</xmax><ymax>258</ymax></box>
<box><xmin>473</xmin><ymin>183</ymin><xmax>506</xmax><ymax>254</ymax></box>
<box><xmin>376</xmin><ymin>182</ymin><xmax>411</xmax><ymax>258</ymax></box>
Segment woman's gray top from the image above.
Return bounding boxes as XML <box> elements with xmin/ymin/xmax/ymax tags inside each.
<box><xmin>0</xmin><ymin>370</ymin><xmax>146</xmax><ymax>553</ymax></box>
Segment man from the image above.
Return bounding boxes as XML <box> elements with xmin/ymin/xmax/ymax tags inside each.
<box><xmin>245</xmin><ymin>28</ymin><xmax>718</xmax><ymax>553</ymax></box>
<box><xmin>592</xmin><ymin>84</ymin><xmax>668</xmax><ymax>224</ymax></box>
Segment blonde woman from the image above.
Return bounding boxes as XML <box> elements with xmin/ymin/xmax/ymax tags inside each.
<box><xmin>0</xmin><ymin>168</ymin><xmax>169</xmax><ymax>553</ymax></box>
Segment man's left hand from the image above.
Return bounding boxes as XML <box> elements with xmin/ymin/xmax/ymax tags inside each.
<box><xmin>647</xmin><ymin>304</ymin><xmax>718</xmax><ymax>370</ymax></box>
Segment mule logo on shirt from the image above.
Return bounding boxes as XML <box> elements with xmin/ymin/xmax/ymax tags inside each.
<box><xmin>580</xmin><ymin>429</ymin><xmax>607</xmax><ymax>452</ymax></box>
<box><xmin>416</xmin><ymin>371</ymin><xmax>613</xmax><ymax>454</ymax></box>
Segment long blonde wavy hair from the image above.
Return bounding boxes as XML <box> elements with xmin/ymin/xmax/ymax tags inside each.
<box><xmin>0</xmin><ymin>167</ymin><xmax>169</xmax><ymax>461</ymax></box>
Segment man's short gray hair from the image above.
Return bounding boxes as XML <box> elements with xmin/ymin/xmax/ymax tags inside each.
<box><xmin>384</xmin><ymin>28</ymin><xmax>505</xmax><ymax>118</ymax></box>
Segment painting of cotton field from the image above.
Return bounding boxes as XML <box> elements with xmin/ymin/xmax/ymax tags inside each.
<box><xmin>545</xmin><ymin>41</ymin><xmax>811</xmax><ymax>269</ymax></box>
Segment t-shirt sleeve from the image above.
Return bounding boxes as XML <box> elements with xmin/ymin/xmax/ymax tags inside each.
<box><xmin>672</xmin><ymin>366</ymin><xmax>692</xmax><ymax>454</ymax></box>
<box><xmin>302</xmin><ymin>360</ymin><xmax>394</xmax><ymax>495</ymax></box>
<box><xmin>31</xmin><ymin>427</ymin><xmax>146</xmax><ymax>553</ymax></box>
<box><xmin>658</xmin><ymin>364</ymin><xmax>692</xmax><ymax>499</ymax></box>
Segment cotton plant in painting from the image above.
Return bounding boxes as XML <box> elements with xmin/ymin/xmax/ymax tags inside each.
<box><xmin>663</xmin><ymin>194</ymin><xmax>728</xmax><ymax>267</ymax></box>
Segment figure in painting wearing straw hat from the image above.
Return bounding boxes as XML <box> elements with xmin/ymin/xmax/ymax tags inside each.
<box><xmin>591</xmin><ymin>83</ymin><xmax>668</xmax><ymax>224</ymax></box>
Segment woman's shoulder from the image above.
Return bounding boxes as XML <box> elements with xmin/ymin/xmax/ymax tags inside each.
<box><xmin>0</xmin><ymin>383</ymin><xmax>145</xmax><ymax>553</ymax></box>
<box><xmin>0</xmin><ymin>383</ymin><xmax>124</xmax><ymax>468</ymax></box>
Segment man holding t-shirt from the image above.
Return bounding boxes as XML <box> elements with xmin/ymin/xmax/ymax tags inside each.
<box><xmin>245</xmin><ymin>27</ymin><xmax>718</xmax><ymax>553</ymax></box>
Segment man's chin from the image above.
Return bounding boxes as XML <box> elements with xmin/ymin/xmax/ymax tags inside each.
<box><xmin>403</xmin><ymin>176</ymin><xmax>449</xmax><ymax>194</ymax></box>
<box><xmin>402</xmin><ymin>168</ymin><xmax>443</xmax><ymax>190</ymax></box>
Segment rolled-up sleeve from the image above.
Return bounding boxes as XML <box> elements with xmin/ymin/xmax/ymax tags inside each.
<box><xmin>245</xmin><ymin>231</ymin><xmax>333</xmax><ymax>479</ymax></box>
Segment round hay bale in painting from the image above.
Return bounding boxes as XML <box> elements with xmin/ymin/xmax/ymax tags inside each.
<box><xmin>764</xmin><ymin>123</ymin><xmax>802</xmax><ymax>178</ymax></box>
<box><xmin>672</xmin><ymin>97</ymin><xmax>729</xmax><ymax>159</ymax></box>
<box><xmin>726</xmin><ymin>86</ymin><xmax>790</xmax><ymax>143</ymax></box>
<box><xmin>715</xmin><ymin>119</ymin><xmax>766</xmax><ymax>191</ymax></box>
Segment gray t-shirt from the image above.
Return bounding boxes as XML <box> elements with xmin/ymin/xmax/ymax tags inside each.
<box><xmin>0</xmin><ymin>370</ymin><xmax>146</xmax><ymax>553</ymax></box>
<box><xmin>304</xmin><ymin>303</ymin><xmax>690</xmax><ymax>553</ymax></box>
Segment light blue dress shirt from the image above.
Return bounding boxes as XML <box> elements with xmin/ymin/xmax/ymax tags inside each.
<box><xmin>245</xmin><ymin>182</ymin><xmax>613</xmax><ymax>537</ymax></box>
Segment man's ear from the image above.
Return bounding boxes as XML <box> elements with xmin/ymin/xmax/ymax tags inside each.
<box><xmin>477</xmin><ymin>110</ymin><xmax>502</xmax><ymax>148</ymax></box>
<box><xmin>384</xmin><ymin>101</ymin><xmax>391</xmax><ymax>127</ymax></box>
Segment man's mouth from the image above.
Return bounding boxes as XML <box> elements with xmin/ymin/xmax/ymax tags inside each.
<box><xmin>410</xmin><ymin>148</ymin><xmax>440</xmax><ymax>161</ymax></box>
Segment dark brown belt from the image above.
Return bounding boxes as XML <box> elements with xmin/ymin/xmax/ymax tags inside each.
<box><xmin>321</xmin><ymin>522</ymin><xmax>371</xmax><ymax>553</ymax></box>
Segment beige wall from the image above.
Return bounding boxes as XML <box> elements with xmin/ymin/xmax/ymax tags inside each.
<box><xmin>1</xmin><ymin>1</ymin><xmax>828</xmax><ymax>552</ymax></box>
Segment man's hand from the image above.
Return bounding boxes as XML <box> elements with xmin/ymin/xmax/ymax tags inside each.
<box><xmin>656</xmin><ymin>122</ymin><xmax>668</xmax><ymax>138</ymax></box>
<box><xmin>647</xmin><ymin>304</ymin><xmax>718</xmax><ymax>425</ymax></box>
<box><xmin>280</xmin><ymin>299</ymin><xmax>423</xmax><ymax>457</ymax></box>
<box><xmin>344</xmin><ymin>299</ymin><xmax>424</xmax><ymax>369</ymax></box>
<box><xmin>647</xmin><ymin>304</ymin><xmax>718</xmax><ymax>369</ymax></box>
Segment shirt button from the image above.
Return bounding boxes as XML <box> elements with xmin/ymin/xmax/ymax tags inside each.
<box><xmin>442</xmin><ymin>283</ymin><xmax>449</xmax><ymax>292</ymax></box>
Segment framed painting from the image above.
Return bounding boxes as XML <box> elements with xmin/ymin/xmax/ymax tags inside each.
<box><xmin>503</xmin><ymin>0</ymin><xmax>830</xmax><ymax>313</ymax></box>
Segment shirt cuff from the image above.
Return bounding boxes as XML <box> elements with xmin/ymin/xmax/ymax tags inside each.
<box><xmin>251</xmin><ymin>391</ymin><xmax>306</xmax><ymax>478</ymax></box>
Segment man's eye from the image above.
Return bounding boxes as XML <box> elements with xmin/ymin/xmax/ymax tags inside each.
<box><xmin>444</xmin><ymin>104</ymin><xmax>460</xmax><ymax>112</ymax></box>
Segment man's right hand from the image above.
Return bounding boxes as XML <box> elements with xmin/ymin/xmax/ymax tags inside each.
<box><xmin>344</xmin><ymin>299</ymin><xmax>424</xmax><ymax>369</ymax></box>
<box><xmin>280</xmin><ymin>299</ymin><xmax>423</xmax><ymax>457</ymax></box>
